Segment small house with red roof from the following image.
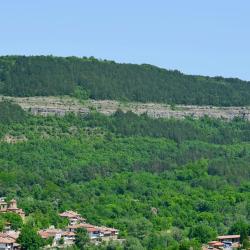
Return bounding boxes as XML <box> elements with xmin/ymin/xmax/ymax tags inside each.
<box><xmin>59</xmin><ymin>210</ymin><xmax>86</xmax><ymax>225</ymax></box>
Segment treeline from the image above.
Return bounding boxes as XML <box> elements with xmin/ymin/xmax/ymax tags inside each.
<box><xmin>1</xmin><ymin>55</ymin><xmax>250</xmax><ymax>106</ymax></box>
<box><xmin>84</xmin><ymin>110</ymin><xmax>250</xmax><ymax>144</ymax></box>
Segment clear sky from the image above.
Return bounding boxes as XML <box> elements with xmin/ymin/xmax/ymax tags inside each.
<box><xmin>1</xmin><ymin>1</ymin><xmax>249</xmax><ymax>80</ymax></box>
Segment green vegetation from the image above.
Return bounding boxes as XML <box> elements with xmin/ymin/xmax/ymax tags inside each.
<box><xmin>75</xmin><ymin>228</ymin><xmax>90</xmax><ymax>249</ymax></box>
<box><xmin>0</xmin><ymin>102</ymin><xmax>249</xmax><ymax>249</ymax></box>
<box><xmin>17</xmin><ymin>225</ymin><xmax>44</xmax><ymax>250</ymax></box>
<box><xmin>1</xmin><ymin>56</ymin><xmax>250</xmax><ymax>106</ymax></box>
<box><xmin>0</xmin><ymin>212</ymin><xmax>23</xmax><ymax>231</ymax></box>
<box><xmin>0</xmin><ymin>100</ymin><xmax>26</xmax><ymax>124</ymax></box>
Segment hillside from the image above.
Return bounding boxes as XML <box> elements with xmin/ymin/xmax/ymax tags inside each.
<box><xmin>0</xmin><ymin>56</ymin><xmax>250</xmax><ymax>249</ymax></box>
<box><xmin>1</xmin><ymin>56</ymin><xmax>250</xmax><ymax>106</ymax></box>
<box><xmin>0</xmin><ymin>101</ymin><xmax>250</xmax><ymax>249</ymax></box>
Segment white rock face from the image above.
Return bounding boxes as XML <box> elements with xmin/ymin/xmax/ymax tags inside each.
<box><xmin>1</xmin><ymin>96</ymin><xmax>250</xmax><ymax>120</ymax></box>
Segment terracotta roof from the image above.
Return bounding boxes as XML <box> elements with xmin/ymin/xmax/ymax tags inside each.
<box><xmin>208</xmin><ymin>241</ymin><xmax>220</xmax><ymax>244</ymax></box>
<box><xmin>213</xmin><ymin>242</ymin><xmax>224</xmax><ymax>247</ymax></box>
<box><xmin>67</xmin><ymin>223</ymin><xmax>96</xmax><ymax>229</ymax></box>
<box><xmin>86</xmin><ymin>227</ymin><xmax>100</xmax><ymax>233</ymax></box>
<box><xmin>217</xmin><ymin>235</ymin><xmax>240</xmax><ymax>240</ymax></box>
<box><xmin>98</xmin><ymin>226</ymin><xmax>119</xmax><ymax>233</ymax></box>
<box><xmin>0</xmin><ymin>233</ymin><xmax>16</xmax><ymax>244</ymax></box>
<box><xmin>67</xmin><ymin>223</ymin><xmax>100</xmax><ymax>233</ymax></box>
<box><xmin>59</xmin><ymin>210</ymin><xmax>82</xmax><ymax>218</ymax></box>
<box><xmin>7</xmin><ymin>208</ymin><xmax>20</xmax><ymax>211</ymax></box>
<box><xmin>67</xmin><ymin>223</ymin><xmax>88</xmax><ymax>229</ymax></box>
<box><xmin>62</xmin><ymin>231</ymin><xmax>75</xmax><ymax>237</ymax></box>
<box><xmin>5</xmin><ymin>231</ymin><xmax>20</xmax><ymax>240</ymax></box>
<box><xmin>38</xmin><ymin>229</ymin><xmax>63</xmax><ymax>239</ymax></box>
<box><xmin>80</xmin><ymin>223</ymin><xmax>96</xmax><ymax>228</ymax></box>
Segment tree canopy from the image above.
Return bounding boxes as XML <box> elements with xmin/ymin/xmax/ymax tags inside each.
<box><xmin>1</xmin><ymin>56</ymin><xmax>250</xmax><ymax>106</ymax></box>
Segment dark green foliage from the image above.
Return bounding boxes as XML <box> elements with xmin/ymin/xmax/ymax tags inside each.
<box><xmin>75</xmin><ymin>228</ymin><xmax>90</xmax><ymax>249</ymax></box>
<box><xmin>0</xmin><ymin>101</ymin><xmax>26</xmax><ymax>124</ymax></box>
<box><xmin>228</xmin><ymin>221</ymin><xmax>250</xmax><ymax>243</ymax></box>
<box><xmin>189</xmin><ymin>224</ymin><xmax>216</xmax><ymax>243</ymax></box>
<box><xmin>0</xmin><ymin>212</ymin><xmax>23</xmax><ymax>230</ymax></box>
<box><xmin>1</xmin><ymin>56</ymin><xmax>250</xmax><ymax>106</ymax></box>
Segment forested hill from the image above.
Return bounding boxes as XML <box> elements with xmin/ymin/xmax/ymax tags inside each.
<box><xmin>0</xmin><ymin>55</ymin><xmax>250</xmax><ymax>106</ymax></box>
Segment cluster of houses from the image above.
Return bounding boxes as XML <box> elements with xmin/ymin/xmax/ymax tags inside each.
<box><xmin>0</xmin><ymin>198</ymin><xmax>24</xmax><ymax>250</ymax></box>
<box><xmin>38</xmin><ymin>210</ymin><xmax>120</xmax><ymax>248</ymax></box>
<box><xmin>0</xmin><ymin>201</ymin><xmax>120</xmax><ymax>249</ymax></box>
<box><xmin>0</xmin><ymin>198</ymin><xmax>247</xmax><ymax>250</ymax></box>
<box><xmin>203</xmin><ymin>235</ymin><xmax>241</xmax><ymax>250</ymax></box>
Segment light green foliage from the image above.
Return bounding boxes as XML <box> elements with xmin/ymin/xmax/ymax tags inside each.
<box><xmin>17</xmin><ymin>225</ymin><xmax>44</xmax><ymax>250</ymax></box>
<box><xmin>0</xmin><ymin>107</ymin><xmax>249</xmax><ymax>249</ymax></box>
<box><xmin>189</xmin><ymin>224</ymin><xmax>216</xmax><ymax>243</ymax></box>
<box><xmin>124</xmin><ymin>237</ymin><xmax>145</xmax><ymax>250</ymax></box>
<box><xmin>0</xmin><ymin>212</ymin><xmax>23</xmax><ymax>230</ymax></box>
<box><xmin>72</xmin><ymin>86</ymin><xmax>90</xmax><ymax>101</ymax></box>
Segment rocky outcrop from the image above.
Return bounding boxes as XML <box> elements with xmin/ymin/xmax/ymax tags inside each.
<box><xmin>1</xmin><ymin>96</ymin><xmax>250</xmax><ymax>120</ymax></box>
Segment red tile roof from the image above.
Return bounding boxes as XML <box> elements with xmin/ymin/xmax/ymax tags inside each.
<box><xmin>59</xmin><ymin>210</ymin><xmax>80</xmax><ymax>218</ymax></box>
<box><xmin>5</xmin><ymin>231</ymin><xmax>20</xmax><ymax>240</ymax></box>
<box><xmin>38</xmin><ymin>229</ymin><xmax>63</xmax><ymax>239</ymax></box>
<box><xmin>217</xmin><ymin>235</ymin><xmax>240</xmax><ymax>240</ymax></box>
<box><xmin>62</xmin><ymin>231</ymin><xmax>75</xmax><ymax>237</ymax></box>
<box><xmin>213</xmin><ymin>242</ymin><xmax>224</xmax><ymax>247</ymax></box>
<box><xmin>86</xmin><ymin>227</ymin><xmax>100</xmax><ymax>233</ymax></box>
<box><xmin>0</xmin><ymin>233</ymin><xmax>16</xmax><ymax>244</ymax></box>
<box><xmin>67</xmin><ymin>223</ymin><xmax>96</xmax><ymax>229</ymax></box>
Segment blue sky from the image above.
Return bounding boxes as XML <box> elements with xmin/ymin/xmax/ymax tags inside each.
<box><xmin>1</xmin><ymin>1</ymin><xmax>249</xmax><ymax>80</ymax></box>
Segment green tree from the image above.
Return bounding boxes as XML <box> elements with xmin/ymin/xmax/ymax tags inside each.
<box><xmin>75</xmin><ymin>228</ymin><xmax>90</xmax><ymax>249</ymax></box>
<box><xmin>189</xmin><ymin>224</ymin><xmax>216</xmax><ymax>243</ymax></box>
<box><xmin>229</xmin><ymin>221</ymin><xmax>249</xmax><ymax>243</ymax></box>
<box><xmin>242</xmin><ymin>239</ymin><xmax>250</xmax><ymax>249</ymax></box>
<box><xmin>124</xmin><ymin>237</ymin><xmax>145</xmax><ymax>250</ymax></box>
<box><xmin>17</xmin><ymin>225</ymin><xmax>44</xmax><ymax>250</ymax></box>
<box><xmin>72</xmin><ymin>86</ymin><xmax>90</xmax><ymax>101</ymax></box>
<box><xmin>2</xmin><ymin>212</ymin><xmax>23</xmax><ymax>230</ymax></box>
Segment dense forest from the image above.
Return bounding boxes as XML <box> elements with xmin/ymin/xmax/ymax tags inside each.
<box><xmin>0</xmin><ymin>101</ymin><xmax>249</xmax><ymax>249</ymax></box>
<box><xmin>1</xmin><ymin>56</ymin><xmax>250</xmax><ymax>106</ymax></box>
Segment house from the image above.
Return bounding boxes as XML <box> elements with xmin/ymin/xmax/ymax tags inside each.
<box><xmin>97</xmin><ymin>226</ymin><xmax>119</xmax><ymax>241</ymax></box>
<box><xmin>217</xmin><ymin>235</ymin><xmax>240</xmax><ymax>243</ymax></box>
<box><xmin>205</xmin><ymin>235</ymin><xmax>242</xmax><ymax>250</ymax></box>
<box><xmin>217</xmin><ymin>235</ymin><xmax>241</xmax><ymax>248</ymax></box>
<box><xmin>0</xmin><ymin>232</ymin><xmax>20</xmax><ymax>250</ymax></box>
<box><xmin>66</xmin><ymin>223</ymin><xmax>102</xmax><ymax>240</ymax></box>
<box><xmin>207</xmin><ymin>241</ymin><xmax>224</xmax><ymax>249</ymax></box>
<box><xmin>62</xmin><ymin>231</ymin><xmax>75</xmax><ymax>246</ymax></box>
<box><xmin>38</xmin><ymin>227</ymin><xmax>77</xmax><ymax>247</ymax></box>
<box><xmin>38</xmin><ymin>227</ymin><xmax>64</xmax><ymax>247</ymax></box>
<box><xmin>57</xmin><ymin>210</ymin><xmax>120</xmax><ymax>245</ymax></box>
<box><xmin>59</xmin><ymin>211</ymin><xmax>86</xmax><ymax>225</ymax></box>
<box><xmin>0</xmin><ymin>199</ymin><xmax>25</xmax><ymax>220</ymax></box>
